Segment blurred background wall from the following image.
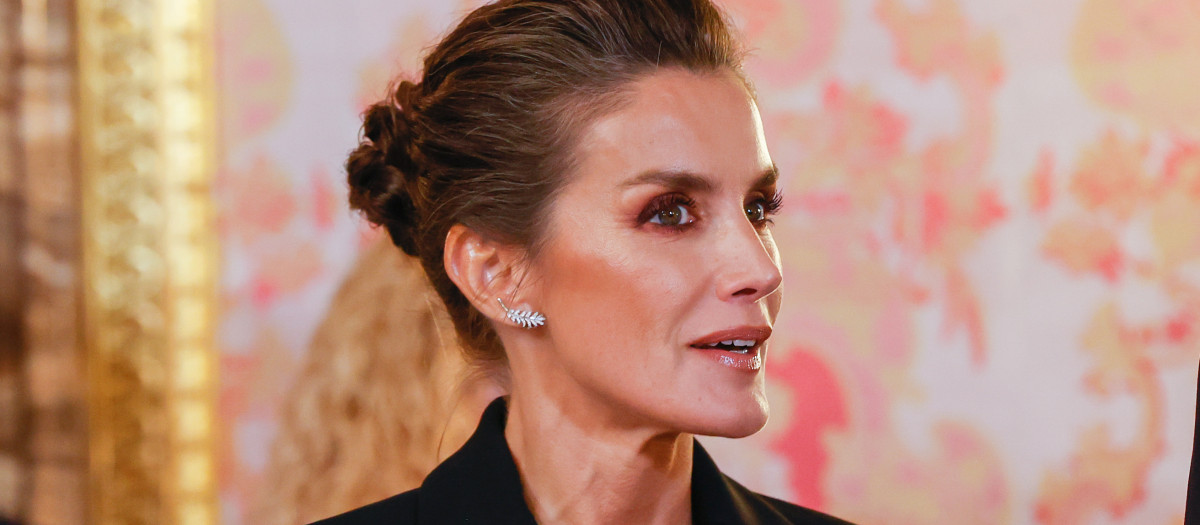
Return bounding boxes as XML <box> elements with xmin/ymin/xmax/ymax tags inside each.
<box><xmin>213</xmin><ymin>0</ymin><xmax>1200</xmax><ymax>523</ymax></box>
<box><xmin>3</xmin><ymin>0</ymin><xmax>1199</xmax><ymax>523</ymax></box>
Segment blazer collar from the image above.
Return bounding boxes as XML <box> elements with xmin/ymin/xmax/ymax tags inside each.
<box><xmin>416</xmin><ymin>396</ymin><xmax>767</xmax><ymax>524</ymax></box>
<box><xmin>416</xmin><ymin>397</ymin><xmax>538</xmax><ymax>523</ymax></box>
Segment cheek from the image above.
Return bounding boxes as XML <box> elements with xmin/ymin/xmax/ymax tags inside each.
<box><xmin>537</xmin><ymin>225</ymin><xmax>704</xmax><ymax>362</ymax></box>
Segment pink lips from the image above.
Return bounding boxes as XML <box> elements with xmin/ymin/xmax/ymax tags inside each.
<box><xmin>689</xmin><ymin>326</ymin><xmax>772</xmax><ymax>347</ymax></box>
<box><xmin>688</xmin><ymin>326</ymin><xmax>771</xmax><ymax>371</ymax></box>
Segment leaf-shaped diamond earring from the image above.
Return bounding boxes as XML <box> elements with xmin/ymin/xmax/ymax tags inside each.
<box><xmin>497</xmin><ymin>298</ymin><xmax>546</xmax><ymax>329</ymax></box>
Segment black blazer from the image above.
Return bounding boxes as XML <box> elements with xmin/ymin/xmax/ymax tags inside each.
<box><xmin>314</xmin><ymin>397</ymin><xmax>853</xmax><ymax>524</ymax></box>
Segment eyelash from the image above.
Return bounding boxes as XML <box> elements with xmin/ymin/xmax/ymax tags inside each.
<box><xmin>756</xmin><ymin>190</ymin><xmax>784</xmax><ymax>226</ymax></box>
<box><xmin>637</xmin><ymin>190</ymin><xmax>784</xmax><ymax>231</ymax></box>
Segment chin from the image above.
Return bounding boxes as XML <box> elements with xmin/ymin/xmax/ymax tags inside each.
<box><xmin>683</xmin><ymin>392</ymin><xmax>769</xmax><ymax>438</ymax></box>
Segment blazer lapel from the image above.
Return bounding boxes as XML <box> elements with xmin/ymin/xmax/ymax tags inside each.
<box><xmin>692</xmin><ymin>440</ymin><xmax>800</xmax><ymax>525</ymax></box>
<box><xmin>416</xmin><ymin>397</ymin><xmax>538</xmax><ymax>524</ymax></box>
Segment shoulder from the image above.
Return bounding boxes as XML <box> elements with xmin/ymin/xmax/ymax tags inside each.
<box><xmin>308</xmin><ymin>489</ymin><xmax>419</xmax><ymax>525</ymax></box>
<box><xmin>724</xmin><ymin>476</ymin><xmax>856</xmax><ymax>525</ymax></box>
<box><xmin>755</xmin><ymin>492</ymin><xmax>856</xmax><ymax>524</ymax></box>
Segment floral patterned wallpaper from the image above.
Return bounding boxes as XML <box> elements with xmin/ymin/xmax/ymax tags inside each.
<box><xmin>215</xmin><ymin>0</ymin><xmax>1199</xmax><ymax>523</ymax></box>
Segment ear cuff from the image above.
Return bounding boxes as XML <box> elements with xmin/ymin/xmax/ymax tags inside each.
<box><xmin>497</xmin><ymin>298</ymin><xmax>546</xmax><ymax>329</ymax></box>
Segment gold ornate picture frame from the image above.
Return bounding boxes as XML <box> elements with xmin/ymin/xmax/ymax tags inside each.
<box><xmin>77</xmin><ymin>0</ymin><xmax>218</xmax><ymax>523</ymax></box>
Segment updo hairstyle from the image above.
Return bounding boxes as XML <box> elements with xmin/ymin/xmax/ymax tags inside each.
<box><xmin>346</xmin><ymin>0</ymin><xmax>744</xmax><ymax>367</ymax></box>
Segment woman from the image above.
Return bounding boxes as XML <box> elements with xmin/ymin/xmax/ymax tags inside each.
<box><xmin>321</xmin><ymin>0</ymin><xmax>851</xmax><ymax>523</ymax></box>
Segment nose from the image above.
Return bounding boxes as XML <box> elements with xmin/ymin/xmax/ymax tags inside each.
<box><xmin>714</xmin><ymin>219</ymin><xmax>783</xmax><ymax>303</ymax></box>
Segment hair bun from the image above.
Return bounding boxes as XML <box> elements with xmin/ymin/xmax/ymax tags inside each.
<box><xmin>346</xmin><ymin>81</ymin><xmax>425</xmax><ymax>257</ymax></box>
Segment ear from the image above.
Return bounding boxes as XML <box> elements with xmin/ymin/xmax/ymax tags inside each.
<box><xmin>443</xmin><ymin>223</ymin><xmax>528</xmax><ymax>324</ymax></box>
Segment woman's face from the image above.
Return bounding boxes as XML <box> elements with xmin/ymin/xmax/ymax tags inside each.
<box><xmin>526</xmin><ymin>69</ymin><xmax>783</xmax><ymax>438</ymax></box>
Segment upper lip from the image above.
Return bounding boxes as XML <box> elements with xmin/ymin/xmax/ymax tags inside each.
<box><xmin>688</xmin><ymin>326</ymin><xmax>772</xmax><ymax>347</ymax></box>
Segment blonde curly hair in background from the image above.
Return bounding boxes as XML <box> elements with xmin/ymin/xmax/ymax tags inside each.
<box><xmin>252</xmin><ymin>240</ymin><xmax>503</xmax><ymax>524</ymax></box>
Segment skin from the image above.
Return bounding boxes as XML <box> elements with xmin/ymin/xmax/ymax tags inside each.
<box><xmin>444</xmin><ymin>69</ymin><xmax>783</xmax><ymax>524</ymax></box>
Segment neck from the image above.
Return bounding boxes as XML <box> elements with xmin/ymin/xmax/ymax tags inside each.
<box><xmin>504</xmin><ymin>387</ymin><xmax>694</xmax><ymax>525</ymax></box>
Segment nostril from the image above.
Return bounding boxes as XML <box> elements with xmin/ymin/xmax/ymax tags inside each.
<box><xmin>732</xmin><ymin>287</ymin><xmax>757</xmax><ymax>297</ymax></box>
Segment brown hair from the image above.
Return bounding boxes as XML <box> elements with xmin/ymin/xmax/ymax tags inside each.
<box><xmin>255</xmin><ymin>240</ymin><xmax>501</xmax><ymax>524</ymax></box>
<box><xmin>346</xmin><ymin>0</ymin><xmax>744</xmax><ymax>366</ymax></box>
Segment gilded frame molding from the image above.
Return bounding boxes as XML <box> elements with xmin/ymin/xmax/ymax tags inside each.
<box><xmin>77</xmin><ymin>0</ymin><xmax>218</xmax><ymax>523</ymax></box>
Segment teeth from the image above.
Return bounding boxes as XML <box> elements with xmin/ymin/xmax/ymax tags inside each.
<box><xmin>693</xmin><ymin>338</ymin><xmax>761</xmax><ymax>351</ymax></box>
<box><xmin>696</xmin><ymin>339</ymin><xmax>759</xmax><ymax>349</ymax></box>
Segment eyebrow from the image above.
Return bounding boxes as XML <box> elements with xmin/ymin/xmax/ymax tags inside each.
<box><xmin>621</xmin><ymin>164</ymin><xmax>779</xmax><ymax>191</ymax></box>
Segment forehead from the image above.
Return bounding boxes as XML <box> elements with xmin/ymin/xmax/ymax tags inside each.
<box><xmin>570</xmin><ymin>69</ymin><xmax>771</xmax><ymax>188</ymax></box>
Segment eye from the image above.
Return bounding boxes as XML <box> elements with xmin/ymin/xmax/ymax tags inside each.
<box><xmin>745</xmin><ymin>201</ymin><xmax>767</xmax><ymax>222</ymax></box>
<box><xmin>746</xmin><ymin>190</ymin><xmax>783</xmax><ymax>227</ymax></box>
<box><xmin>639</xmin><ymin>193</ymin><xmax>698</xmax><ymax>230</ymax></box>
<box><xmin>650</xmin><ymin>202</ymin><xmax>693</xmax><ymax>227</ymax></box>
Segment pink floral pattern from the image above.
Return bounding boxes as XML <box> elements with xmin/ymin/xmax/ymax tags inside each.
<box><xmin>216</xmin><ymin>0</ymin><xmax>1199</xmax><ymax>523</ymax></box>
